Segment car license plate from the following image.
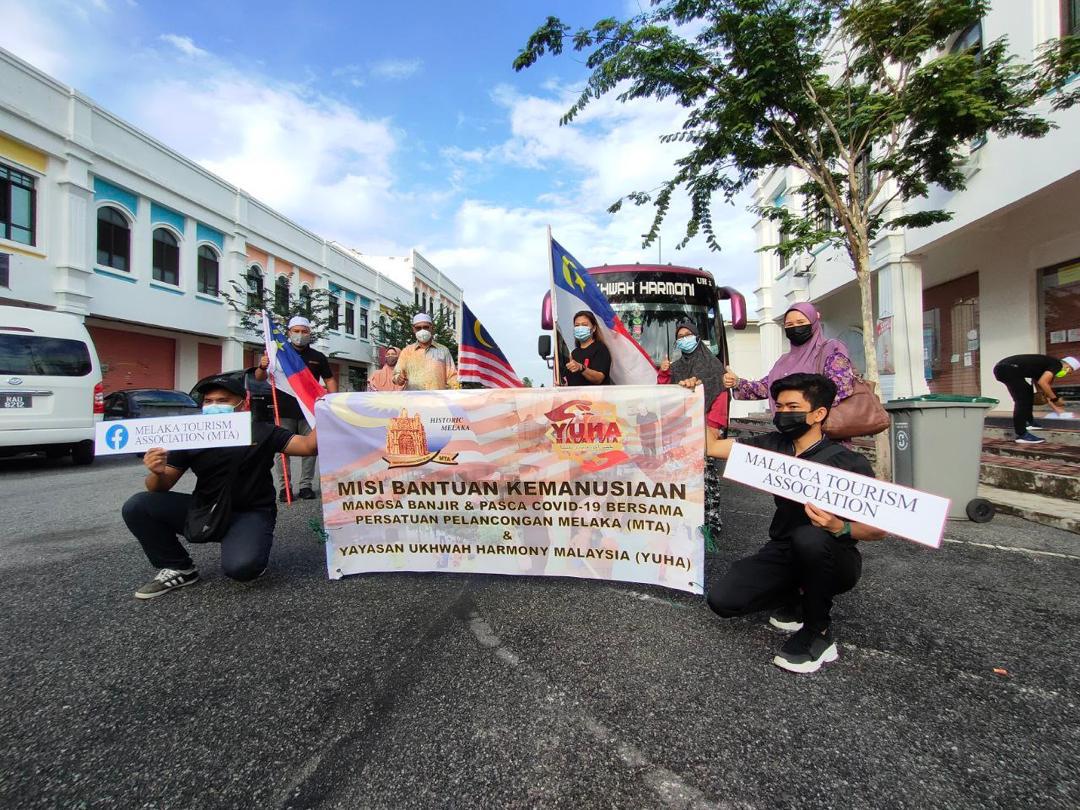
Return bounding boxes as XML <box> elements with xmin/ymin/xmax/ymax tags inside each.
<box><xmin>3</xmin><ymin>394</ymin><xmax>30</xmax><ymax>409</ymax></box>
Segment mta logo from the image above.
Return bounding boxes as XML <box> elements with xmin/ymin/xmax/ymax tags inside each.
<box><xmin>105</xmin><ymin>424</ymin><xmax>129</xmax><ymax>450</ymax></box>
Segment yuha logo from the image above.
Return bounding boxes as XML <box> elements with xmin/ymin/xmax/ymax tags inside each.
<box><xmin>544</xmin><ymin>399</ymin><xmax>629</xmax><ymax>472</ymax></box>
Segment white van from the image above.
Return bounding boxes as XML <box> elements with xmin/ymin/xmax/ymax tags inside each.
<box><xmin>0</xmin><ymin>305</ymin><xmax>104</xmax><ymax>465</ymax></box>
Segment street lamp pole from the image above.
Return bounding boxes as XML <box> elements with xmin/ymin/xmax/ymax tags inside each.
<box><xmin>642</xmin><ymin>233</ymin><xmax>662</xmax><ymax>264</ymax></box>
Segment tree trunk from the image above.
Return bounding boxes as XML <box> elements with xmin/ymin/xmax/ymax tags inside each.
<box><xmin>854</xmin><ymin>248</ymin><xmax>891</xmax><ymax>480</ymax></box>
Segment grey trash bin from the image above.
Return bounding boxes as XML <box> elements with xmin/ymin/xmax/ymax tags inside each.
<box><xmin>884</xmin><ymin>394</ymin><xmax>999</xmax><ymax>522</ymax></box>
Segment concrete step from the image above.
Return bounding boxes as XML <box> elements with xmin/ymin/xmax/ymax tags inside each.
<box><xmin>978</xmin><ymin>453</ymin><xmax>1080</xmax><ymax>501</ymax></box>
<box><xmin>984</xmin><ymin>414</ymin><xmax>1080</xmax><ymax>446</ymax></box>
<box><xmin>981</xmin><ymin>437</ymin><xmax>1080</xmax><ymax>464</ymax></box>
<box><xmin>978</xmin><ymin>484</ymin><xmax>1080</xmax><ymax>534</ymax></box>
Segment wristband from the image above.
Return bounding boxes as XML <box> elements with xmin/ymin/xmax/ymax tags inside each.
<box><xmin>831</xmin><ymin>520</ymin><xmax>851</xmax><ymax>538</ymax></box>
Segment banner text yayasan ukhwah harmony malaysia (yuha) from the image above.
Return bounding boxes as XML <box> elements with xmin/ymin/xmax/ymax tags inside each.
<box><xmin>316</xmin><ymin>386</ymin><xmax>705</xmax><ymax>593</ymax></box>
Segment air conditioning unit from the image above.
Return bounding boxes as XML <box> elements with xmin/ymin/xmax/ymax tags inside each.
<box><xmin>791</xmin><ymin>254</ymin><xmax>813</xmax><ymax>278</ymax></box>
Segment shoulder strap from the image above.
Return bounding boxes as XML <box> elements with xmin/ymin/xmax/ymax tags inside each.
<box><xmin>811</xmin><ymin>441</ymin><xmax>850</xmax><ymax>465</ymax></box>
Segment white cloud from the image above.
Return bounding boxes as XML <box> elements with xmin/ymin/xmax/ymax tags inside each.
<box><xmin>371</xmin><ymin>58</ymin><xmax>422</xmax><ymax>80</ymax></box>
<box><xmin>159</xmin><ymin>33</ymin><xmax>207</xmax><ymax>58</ymax></box>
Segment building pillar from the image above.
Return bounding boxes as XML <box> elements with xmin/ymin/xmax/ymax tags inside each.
<box><xmin>51</xmin><ymin>150</ymin><xmax>94</xmax><ymax>315</ymax></box>
<box><xmin>875</xmin><ymin>259</ymin><xmax>930</xmax><ymax>400</ymax></box>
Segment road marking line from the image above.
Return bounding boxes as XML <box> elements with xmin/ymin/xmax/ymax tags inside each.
<box><xmin>942</xmin><ymin>537</ymin><xmax>1080</xmax><ymax>560</ymax></box>
<box><xmin>464</xmin><ymin>609</ymin><xmax>742</xmax><ymax>809</ymax></box>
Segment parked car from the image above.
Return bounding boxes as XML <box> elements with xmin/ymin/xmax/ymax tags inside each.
<box><xmin>103</xmin><ymin>389</ymin><xmax>201</xmax><ymax>420</ymax></box>
<box><xmin>0</xmin><ymin>304</ymin><xmax>104</xmax><ymax>465</ymax></box>
<box><xmin>189</xmin><ymin>368</ymin><xmax>274</xmax><ymax>423</ymax></box>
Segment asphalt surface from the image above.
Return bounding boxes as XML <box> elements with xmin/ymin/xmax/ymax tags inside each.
<box><xmin>1</xmin><ymin>453</ymin><xmax>1079</xmax><ymax>809</ymax></box>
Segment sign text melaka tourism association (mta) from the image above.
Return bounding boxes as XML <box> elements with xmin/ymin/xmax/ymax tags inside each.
<box><xmin>314</xmin><ymin>387</ymin><xmax>706</xmax><ymax>594</ymax></box>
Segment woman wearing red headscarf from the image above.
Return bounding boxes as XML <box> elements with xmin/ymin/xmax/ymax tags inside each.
<box><xmin>725</xmin><ymin>302</ymin><xmax>857</xmax><ymax>408</ymax></box>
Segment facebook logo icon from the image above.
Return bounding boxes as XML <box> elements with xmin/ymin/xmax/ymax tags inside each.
<box><xmin>105</xmin><ymin>424</ymin><xmax>129</xmax><ymax>450</ymax></box>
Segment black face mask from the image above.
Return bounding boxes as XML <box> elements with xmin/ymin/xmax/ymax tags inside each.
<box><xmin>773</xmin><ymin>411</ymin><xmax>814</xmax><ymax>438</ymax></box>
<box><xmin>785</xmin><ymin>324</ymin><xmax>813</xmax><ymax>346</ymax></box>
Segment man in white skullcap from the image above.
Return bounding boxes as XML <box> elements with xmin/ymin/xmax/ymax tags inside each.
<box><xmin>392</xmin><ymin>312</ymin><xmax>460</xmax><ymax>390</ymax></box>
<box><xmin>255</xmin><ymin>315</ymin><xmax>338</xmax><ymax>500</ymax></box>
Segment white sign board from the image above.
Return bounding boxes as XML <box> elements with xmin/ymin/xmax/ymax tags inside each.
<box><xmin>95</xmin><ymin>413</ymin><xmax>252</xmax><ymax>456</ymax></box>
<box><xmin>723</xmin><ymin>442</ymin><xmax>949</xmax><ymax>548</ymax></box>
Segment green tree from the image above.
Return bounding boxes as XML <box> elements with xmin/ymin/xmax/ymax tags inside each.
<box><xmin>222</xmin><ymin>278</ymin><xmax>336</xmax><ymax>343</ymax></box>
<box><xmin>522</xmin><ymin>376</ymin><xmax>534</xmax><ymax>388</ymax></box>
<box><xmin>515</xmin><ymin>0</ymin><xmax>1078</xmax><ymax>475</ymax></box>
<box><xmin>376</xmin><ymin>300</ymin><xmax>459</xmax><ymax>360</ymax></box>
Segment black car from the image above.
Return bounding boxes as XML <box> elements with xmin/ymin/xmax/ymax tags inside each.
<box><xmin>103</xmin><ymin>389</ymin><xmax>201</xmax><ymax>420</ymax></box>
<box><xmin>189</xmin><ymin>368</ymin><xmax>274</xmax><ymax>423</ymax></box>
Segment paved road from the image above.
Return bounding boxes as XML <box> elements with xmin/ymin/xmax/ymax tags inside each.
<box><xmin>1</xmin><ymin>454</ymin><xmax>1078</xmax><ymax>809</ymax></box>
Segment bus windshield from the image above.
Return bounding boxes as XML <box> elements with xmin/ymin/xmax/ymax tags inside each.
<box><xmin>610</xmin><ymin>301</ymin><xmax>718</xmax><ymax>364</ymax></box>
<box><xmin>593</xmin><ymin>269</ymin><xmax>723</xmax><ymax>365</ymax></box>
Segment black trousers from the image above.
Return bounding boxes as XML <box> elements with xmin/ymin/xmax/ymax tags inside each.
<box><xmin>122</xmin><ymin>491</ymin><xmax>274</xmax><ymax>581</ymax></box>
<box><xmin>993</xmin><ymin>364</ymin><xmax>1035</xmax><ymax>437</ymax></box>
<box><xmin>707</xmin><ymin>525</ymin><xmax>862</xmax><ymax>632</ymax></box>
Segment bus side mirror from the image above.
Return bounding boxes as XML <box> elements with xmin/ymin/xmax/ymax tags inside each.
<box><xmin>717</xmin><ymin>287</ymin><xmax>748</xmax><ymax>330</ymax></box>
<box><xmin>538</xmin><ymin>334</ymin><xmax>552</xmax><ymax>359</ymax></box>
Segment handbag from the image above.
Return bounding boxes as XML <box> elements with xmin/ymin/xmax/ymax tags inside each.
<box><xmin>822</xmin><ymin>376</ymin><xmax>891</xmax><ymax>440</ymax></box>
<box><xmin>183</xmin><ymin>447</ymin><xmax>248</xmax><ymax>544</ymax></box>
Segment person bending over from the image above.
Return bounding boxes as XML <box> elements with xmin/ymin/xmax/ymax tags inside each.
<box><xmin>992</xmin><ymin>354</ymin><xmax>1077</xmax><ymax>444</ymax></box>
<box><xmin>122</xmin><ymin>374</ymin><xmax>319</xmax><ymax>600</ymax></box>
<box><xmin>681</xmin><ymin>372</ymin><xmax>885</xmax><ymax>674</ymax></box>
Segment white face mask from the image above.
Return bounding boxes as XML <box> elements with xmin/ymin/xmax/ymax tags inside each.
<box><xmin>289</xmin><ymin>332</ymin><xmax>311</xmax><ymax>348</ymax></box>
<box><xmin>415</xmin><ymin>329</ymin><xmax>432</xmax><ymax>344</ymax></box>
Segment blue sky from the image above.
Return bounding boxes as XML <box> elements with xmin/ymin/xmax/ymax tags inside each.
<box><xmin>0</xmin><ymin>0</ymin><xmax>757</xmax><ymax>384</ymax></box>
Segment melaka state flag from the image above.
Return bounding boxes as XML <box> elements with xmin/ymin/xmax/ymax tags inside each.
<box><xmin>549</xmin><ymin>235</ymin><xmax>657</xmax><ymax>385</ymax></box>
<box><xmin>459</xmin><ymin>302</ymin><xmax>524</xmax><ymax>388</ymax></box>
<box><xmin>261</xmin><ymin>311</ymin><xmax>326</xmax><ymax>424</ymax></box>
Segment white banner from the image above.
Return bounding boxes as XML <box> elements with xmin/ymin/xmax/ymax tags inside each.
<box><xmin>94</xmin><ymin>412</ymin><xmax>251</xmax><ymax>455</ymax></box>
<box><xmin>317</xmin><ymin>386</ymin><xmax>706</xmax><ymax>593</ymax></box>
<box><xmin>723</xmin><ymin>442</ymin><xmax>948</xmax><ymax>548</ymax></box>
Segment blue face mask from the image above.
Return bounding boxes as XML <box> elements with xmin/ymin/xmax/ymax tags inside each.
<box><xmin>676</xmin><ymin>336</ymin><xmax>698</xmax><ymax>354</ymax></box>
<box><xmin>202</xmin><ymin>403</ymin><xmax>236</xmax><ymax>415</ymax></box>
<box><xmin>574</xmin><ymin>326</ymin><xmax>593</xmax><ymax>342</ymax></box>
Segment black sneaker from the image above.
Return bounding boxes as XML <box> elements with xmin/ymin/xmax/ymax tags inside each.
<box><xmin>773</xmin><ymin>627</ymin><xmax>838</xmax><ymax>674</ymax></box>
<box><xmin>298</xmin><ymin>487</ymin><xmax>317</xmax><ymax>500</ymax></box>
<box><xmin>134</xmin><ymin>567</ymin><xmax>199</xmax><ymax>600</ymax></box>
<box><xmin>279</xmin><ymin>489</ymin><xmax>294</xmax><ymax>502</ymax></box>
<box><xmin>769</xmin><ymin>602</ymin><xmax>804</xmax><ymax>632</ymax></box>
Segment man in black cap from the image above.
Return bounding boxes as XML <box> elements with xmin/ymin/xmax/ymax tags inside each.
<box><xmin>121</xmin><ymin>373</ymin><xmax>319</xmax><ymax>599</ymax></box>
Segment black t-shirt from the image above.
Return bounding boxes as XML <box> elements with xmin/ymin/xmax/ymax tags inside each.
<box><xmin>167</xmin><ymin>422</ymin><xmax>294</xmax><ymax>511</ymax></box>
<box><xmin>995</xmin><ymin>354</ymin><xmax>1062</xmax><ymax>381</ymax></box>
<box><xmin>742</xmin><ymin>432</ymin><xmax>875</xmax><ymax>542</ymax></box>
<box><xmin>276</xmin><ymin>346</ymin><xmax>333</xmax><ymax>420</ymax></box>
<box><xmin>564</xmin><ymin>341</ymin><xmax>612</xmax><ymax>386</ymax></box>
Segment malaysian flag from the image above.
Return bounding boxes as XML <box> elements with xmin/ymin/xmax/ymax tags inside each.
<box><xmin>459</xmin><ymin>302</ymin><xmax>524</xmax><ymax>388</ymax></box>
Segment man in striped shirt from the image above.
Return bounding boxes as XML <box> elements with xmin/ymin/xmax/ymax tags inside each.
<box><xmin>393</xmin><ymin>313</ymin><xmax>460</xmax><ymax>391</ymax></box>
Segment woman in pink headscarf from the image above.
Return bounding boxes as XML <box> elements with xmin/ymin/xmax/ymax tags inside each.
<box><xmin>724</xmin><ymin>302</ymin><xmax>857</xmax><ymax>407</ymax></box>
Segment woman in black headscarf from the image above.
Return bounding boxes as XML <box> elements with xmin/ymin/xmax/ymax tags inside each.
<box><xmin>657</xmin><ymin>320</ymin><xmax>729</xmax><ymax>548</ymax></box>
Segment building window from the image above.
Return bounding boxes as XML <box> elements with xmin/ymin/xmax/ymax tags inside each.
<box><xmin>152</xmin><ymin>228</ymin><xmax>180</xmax><ymax>285</ymax></box>
<box><xmin>379</xmin><ymin>314</ymin><xmax>388</xmax><ymax>342</ymax></box>
<box><xmin>950</xmin><ymin>20</ymin><xmax>982</xmax><ymax>57</ymax></box>
<box><xmin>414</xmin><ymin>288</ymin><xmax>419</xmax><ymax>306</ymax></box>
<box><xmin>329</xmin><ymin>294</ymin><xmax>340</xmax><ymax>330</ymax></box>
<box><xmin>300</xmin><ymin>285</ymin><xmax>312</xmax><ymax>317</ymax></box>
<box><xmin>274</xmin><ymin>275</ymin><xmax>289</xmax><ymax>315</ymax></box>
<box><xmin>246</xmin><ymin>265</ymin><xmax>264</xmax><ymax>309</ymax></box>
<box><xmin>97</xmin><ymin>206</ymin><xmax>131</xmax><ymax>271</ymax></box>
<box><xmin>359</xmin><ymin>307</ymin><xmax>368</xmax><ymax>339</ymax></box>
<box><xmin>345</xmin><ymin>300</ymin><xmax>355</xmax><ymax>335</ymax></box>
<box><xmin>0</xmin><ymin>164</ymin><xmax>35</xmax><ymax>246</ymax></box>
<box><xmin>1066</xmin><ymin>0</ymin><xmax>1080</xmax><ymax>35</ymax></box>
<box><xmin>197</xmin><ymin>245</ymin><xmax>219</xmax><ymax>295</ymax></box>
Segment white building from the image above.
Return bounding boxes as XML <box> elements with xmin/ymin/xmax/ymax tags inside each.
<box><xmin>0</xmin><ymin>48</ymin><xmax>459</xmax><ymax>394</ymax></box>
<box><xmin>355</xmin><ymin>249</ymin><xmax>464</xmax><ymax>338</ymax></box>
<box><xmin>751</xmin><ymin>1</ymin><xmax>1079</xmax><ymax>404</ymax></box>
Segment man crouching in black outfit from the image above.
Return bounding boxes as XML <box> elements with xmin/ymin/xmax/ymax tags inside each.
<box><xmin>681</xmin><ymin>372</ymin><xmax>885</xmax><ymax>673</ymax></box>
<box><xmin>122</xmin><ymin>374</ymin><xmax>319</xmax><ymax>600</ymax></box>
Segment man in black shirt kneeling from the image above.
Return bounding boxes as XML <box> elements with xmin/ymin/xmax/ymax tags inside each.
<box><xmin>682</xmin><ymin>372</ymin><xmax>885</xmax><ymax>674</ymax></box>
<box><xmin>122</xmin><ymin>374</ymin><xmax>319</xmax><ymax>600</ymax></box>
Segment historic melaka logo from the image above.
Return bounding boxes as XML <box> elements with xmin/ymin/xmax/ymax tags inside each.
<box><xmin>544</xmin><ymin>399</ymin><xmax>630</xmax><ymax>472</ymax></box>
<box><xmin>383</xmin><ymin>409</ymin><xmax>459</xmax><ymax>469</ymax></box>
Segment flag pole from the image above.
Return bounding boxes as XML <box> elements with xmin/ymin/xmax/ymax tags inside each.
<box><xmin>547</xmin><ymin>225</ymin><xmax>562</xmax><ymax>387</ymax></box>
<box><xmin>262</xmin><ymin>311</ymin><xmax>293</xmax><ymax>505</ymax></box>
